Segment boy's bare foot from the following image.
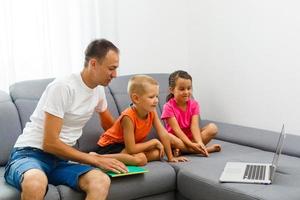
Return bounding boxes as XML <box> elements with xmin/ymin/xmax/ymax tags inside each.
<box><xmin>206</xmin><ymin>144</ymin><xmax>221</xmax><ymax>153</ymax></box>
<box><xmin>173</xmin><ymin>148</ymin><xmax>181</xmax><ymax>157</ymax></box>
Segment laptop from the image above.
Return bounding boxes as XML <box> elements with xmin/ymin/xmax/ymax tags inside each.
<box><xmin>219</xmin><ymin>124</ymin><xmax>286</xmax><ymax>184</ymax></box>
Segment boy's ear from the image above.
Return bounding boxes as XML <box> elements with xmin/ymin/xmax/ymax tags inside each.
<box><xmin>131</xmin><ymin>93</ymin><xmax>139</xmax><ymax>104</ymax></box>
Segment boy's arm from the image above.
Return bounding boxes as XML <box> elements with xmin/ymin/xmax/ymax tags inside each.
<box><xmin>122</xmin><ymin>116</ymin><xmax>161</xmax><ymax>154</ymax></box>
<box><xmin>43</xmin><ymin>112</ymin><xmax>127</xmax><ymax>173</ymax></box>
<box><xmin>153</xmin><ymin>111</ymin><xmax>174</xmax><ymax>161</ymax></box>
<box><xmin>98</xmin><ymin>108</ymin><xmax>115</xmax><ymax>131</ymax></box>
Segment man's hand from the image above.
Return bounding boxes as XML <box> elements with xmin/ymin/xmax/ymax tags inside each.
<box><xmin>92</xmin><ymin>155</ymin><xmax>128</xmax><ymax>174</ymax></box>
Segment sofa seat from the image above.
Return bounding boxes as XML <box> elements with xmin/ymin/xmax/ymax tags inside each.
<box><xmin>53</xmin><ymin>161</ymin><xmax>176</xmax><ymax>200</ymax></box>
<box><xmin>173</xmin><ymin>139</ymin><xmax>300</xmax><ymax>200</ymax></box>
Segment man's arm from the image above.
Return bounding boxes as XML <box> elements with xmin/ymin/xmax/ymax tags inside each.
<box><xmin>42</xmin><ymin>112</ymin><xmax>127</xmax><ymax>173</ymax></box>
<box><xmin>98</xmin><ymin>109</ymin><xmax>115</xmax><ymax>131</ymax></box>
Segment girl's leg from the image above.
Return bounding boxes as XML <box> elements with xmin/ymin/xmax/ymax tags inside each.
<box><xmin>200</xmin><ymin>123</ymin><xmax>221</xmax><ymax>153</ymax></box>
<box><xmin>168</xmin><ymin>134</ymin><xmax>204</xmax><ymax>155</ymax></box>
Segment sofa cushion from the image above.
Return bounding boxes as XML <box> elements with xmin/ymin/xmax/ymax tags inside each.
<box><xmin>172</xmin><ymin>139</ymin><xmax>300</xmax><ymax>200</ymax></box>
<box><xmin>0</xmin><ymin>91</ymin><xmax>22</xmax><ymax>166</ymax></box>
<box><xmin>57</xmin><ymin>161</ymin><xmax>176</xmax><ymax>200</ymax></box>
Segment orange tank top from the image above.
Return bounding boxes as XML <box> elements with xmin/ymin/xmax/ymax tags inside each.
<box><xmin>98</xmin><ymin>107</ymin><xmax>154</xmax><ymax>147</ymax></box>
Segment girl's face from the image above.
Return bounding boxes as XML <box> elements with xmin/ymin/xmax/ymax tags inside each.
<box><xmin>172</xmin><ymin>77</ymin><xmax>192</xmax><ymax>104</ymax></box>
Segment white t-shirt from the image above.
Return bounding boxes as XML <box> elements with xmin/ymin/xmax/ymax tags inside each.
<box><xmin>14</xmin><ymin>73</ymin><xmax>107</xmax><ymax>149</ymax></box>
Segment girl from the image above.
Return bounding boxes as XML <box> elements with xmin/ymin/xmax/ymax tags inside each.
<box><xmin>161</xmin><ymin>70</ymin><xmax>221</xmax><ymax>156</ymax></box>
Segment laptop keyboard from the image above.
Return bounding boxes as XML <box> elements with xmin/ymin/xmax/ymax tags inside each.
<box><xmin>243</xmin><ymin>165</ymin><xmax>266</xmax><ymax>180</ymax></box>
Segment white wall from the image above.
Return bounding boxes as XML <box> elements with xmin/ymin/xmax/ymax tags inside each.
<box><xmin>115</xmin><ymin>0</ymin><xmax>190</xmax><ymax>75</ymax></box>
<box><xmin>186</xmin><ymin>0</ymin><xmax>300</xmax><ymax>133</ymax></box>
<box><xmin>114</xmin><ymin>0</ymin><xmax>300</xmax><ymax>134</ymax></box>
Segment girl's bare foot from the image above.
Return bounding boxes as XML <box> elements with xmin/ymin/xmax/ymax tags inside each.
<box><xmin>206</xmin><ymin>144</ymin><xmax>221</xmax><ymax>153</ymax></box>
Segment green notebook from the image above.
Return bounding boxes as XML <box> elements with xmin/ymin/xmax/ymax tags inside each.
<box><xmin>107</xmin><ymin>165</ymin><xmax>149</xmax><ymax>177</ymax></box>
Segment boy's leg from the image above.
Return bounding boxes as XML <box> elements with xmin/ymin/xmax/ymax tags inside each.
<box><xmin>93</xmin><ymin>143</ymin><xmax>147</xmax><ymax>166</ymax></box>
<box><xmin>144</xmin><ymin>149</ymin><xmax>161</xmax><ymax>161</ymax></box>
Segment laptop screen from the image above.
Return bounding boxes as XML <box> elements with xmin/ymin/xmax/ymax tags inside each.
<box><xmin>270</xmin><ymin>124</ymin><xmax>286</xmax><ymax>180</ymax></box>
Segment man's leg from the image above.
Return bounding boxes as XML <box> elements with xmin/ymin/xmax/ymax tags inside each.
<box><xmin>78</xmin><ymin>169</ymin><xmax>111</xmax><ymax>200</ymax></box>
<box><xmin>21</xmin><ymin>169</ymin><xmax>48</xmax><ymax>200</ymax></box>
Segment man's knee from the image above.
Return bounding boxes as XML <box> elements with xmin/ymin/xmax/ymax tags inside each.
<box><xmin>79</xmin><ymin>169</ymin><xmax>110</xmax><ymax>192</ymax></box>
<box><xmin>21</xmin><ymin>169</ymin><xmax>48</xmax><ymax>195</ymax></box>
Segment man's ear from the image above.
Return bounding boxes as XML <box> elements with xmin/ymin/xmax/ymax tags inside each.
<box><xmin>89</xmin><ymin>58</ymin><xmax>97</xmax><ymax>69</ymax></box>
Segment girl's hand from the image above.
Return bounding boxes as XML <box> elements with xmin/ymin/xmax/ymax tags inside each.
<box><xmin>168</xmin><ymin>156</ymin><xmax>189</xmax><ymax>163</ymax></box>
<box><xmin>197</xmin><ymin>142</ymin><xmax>209</xmax><ymax>157</ymax></box>
<box><xmin>189</xmin><ymin>142</ymin><xmax>208</xmax><ymax>157</ymax></box>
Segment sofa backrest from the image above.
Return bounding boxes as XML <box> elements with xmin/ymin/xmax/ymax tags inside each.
<box><xmin>203</xmin><ymin>120</ymin><xmax>300</xmax><ymax>158</ymax></box>
<box><xmin>0</xmin><ymin>91</ymin><xmax>22</xmax><ymax>166</ymax></box>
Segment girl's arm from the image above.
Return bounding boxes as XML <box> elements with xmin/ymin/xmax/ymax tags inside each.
<box><xmin>190</xmin><ymin>115</ymin><xmax>203</xmax><ymax>143</ymax></box>
<box><xmin>121</xmin><ymin>116</ymin><xmax>161</xmax><ymax>154</ymax></box>
<box><xmin>166</xmin><ymin>117</ymin><xmax>194</xmax><ymax>146</ymax></box>
<box><xmin>167</xmin><ymin>116</ymin><xmax>207</xmax><ymax>155</ymax></box>
<box><xmin>190</xmin><ymin>115</ymin><xmax>208</xmax><ymax>156</ymax></box>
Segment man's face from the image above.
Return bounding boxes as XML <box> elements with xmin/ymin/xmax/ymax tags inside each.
<box><xmin>94</xmin><ymin>50</ymin><xmax>119</xmax><ymax>86</ymax></box>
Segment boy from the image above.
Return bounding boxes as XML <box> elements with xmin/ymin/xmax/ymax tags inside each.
<box><xmin>92</xmin><ymin>75</ymin><xmax>188</xmax><ymax>165</ymax></box>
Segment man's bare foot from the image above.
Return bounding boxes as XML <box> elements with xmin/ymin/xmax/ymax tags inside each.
<box><xmin>173</xmin><ymin>148</ymin><xmax>181</xmax><ymax>157</ymax></box>
<box><xmin>206</xmin><ymin>144</ymin><xmax>221</xmax><ymax>153</ymax></box>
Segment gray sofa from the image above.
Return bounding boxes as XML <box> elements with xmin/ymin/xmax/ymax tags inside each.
<box><xmin>1</xmin><ymin>73</ymin><xmax>300</xmax><ymax>200</ymax></box>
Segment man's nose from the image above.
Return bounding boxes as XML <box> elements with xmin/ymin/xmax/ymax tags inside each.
<box><xmin>112</xmin><ymin>70</ymin><xmax>117</xmax><ymax>78</ymax></box>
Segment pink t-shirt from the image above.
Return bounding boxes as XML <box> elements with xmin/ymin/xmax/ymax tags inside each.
<box><xmin>161</xmin><ymin>98</ymin><xmax>200</xmax><ymax>139</ymax></box>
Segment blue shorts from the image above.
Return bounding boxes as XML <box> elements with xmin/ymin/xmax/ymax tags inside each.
<box><xmin>4</xmin><ymin>147</ymin><xmax>95</xmax><ymax>191</ymax></box>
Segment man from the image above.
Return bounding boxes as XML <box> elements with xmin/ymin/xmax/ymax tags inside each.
<box><xmin>4</xmin><ymin>39</ymin><xmax>127</xmax><ymax>200</ymax></box>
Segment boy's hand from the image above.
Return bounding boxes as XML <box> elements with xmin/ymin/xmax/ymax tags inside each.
<box><xmin>154</xmin><ymin>139</ymin><xmax>165</xmax><ymax>159</ymax></box>
<box><xmin>168</xmin><ymin>156</ymin><xmax>189</xmax><ymax>163</ymax></box>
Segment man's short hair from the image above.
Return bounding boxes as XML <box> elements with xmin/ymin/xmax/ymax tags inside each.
<box><xmin>84</xmin><ymin>39</ymin><xmax>119</xmax><ymax>67</ymax></box>
<box><xmin>127</xmin><ymin>75</ymin><xmax>158</xmax><ymax>96</ymax></box>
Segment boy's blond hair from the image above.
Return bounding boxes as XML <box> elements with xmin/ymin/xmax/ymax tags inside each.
<box><xmin>127</xmin><ymin>75</ymin><xmax>158</xmax><ymax>96</ymax></box>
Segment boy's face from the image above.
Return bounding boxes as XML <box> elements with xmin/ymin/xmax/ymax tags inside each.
<box><xmin>172</xmin><ymin>77</ymin><xmax>192</xmax><ymax>104</ymax></box>
<box><xmin>135</xmin><ymin>83</ymin><xmax>159</xmax><ymax>113</ymax></box>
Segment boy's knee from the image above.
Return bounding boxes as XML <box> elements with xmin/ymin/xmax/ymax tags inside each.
<box><xmin>135</xmin><ymin>153</ymin><xmax>147</xmax><ymax>166</ymax></box>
